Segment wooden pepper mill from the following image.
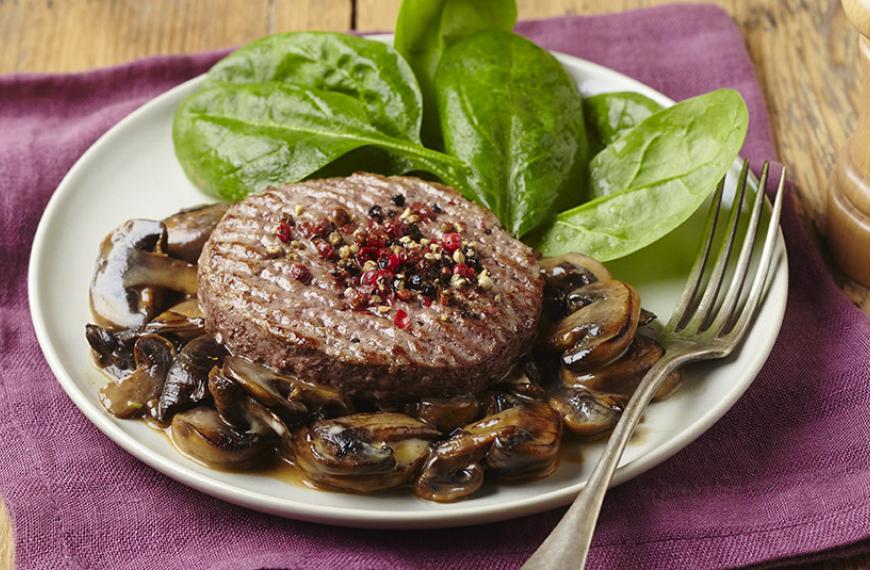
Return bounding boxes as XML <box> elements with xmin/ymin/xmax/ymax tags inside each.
<box><xmin>829</xmin><ymin>0</ymin><xmax>870</xmax><ymax>286</ymax></box>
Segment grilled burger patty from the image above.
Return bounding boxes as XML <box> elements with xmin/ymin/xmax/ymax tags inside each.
<box><xmin>198</xmin><ymin>173</ymin><xmax>544</xmax><ymax>402</ymax></box>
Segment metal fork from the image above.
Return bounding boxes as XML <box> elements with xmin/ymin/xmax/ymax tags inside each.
<box><xmin>523</xmin><ymin>161</ymin><xmax>786</xmax><ymax>570</ymax></box>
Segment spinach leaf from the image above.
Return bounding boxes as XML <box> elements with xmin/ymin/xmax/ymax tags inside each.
<box><xmin>173</xmin><ymin>82</ymin><xmax>468</xmax><ymax>201</ymax></box>
<box><xmin>435</xmin><ymin>31</ymin><xmax>589</xmax><ymax>238</ymax></box>
<box><xmin>583</xmin><ymin>91</ymin><xmax>663</xmax><ymax>154</ymax></box>
<box><xmin>203</xmin><ymin>32</ymin><xmax>423</xmax><ymax>143</ymax></box>
<box><xmin>533</xmin><ymin>89</ymin><xmax>748</xmax><ymax>260</ymax></box>
<box><xmin>395</xmin><ymin>0</ymin><xmax>516</xmax><ymax>144</ymax></box>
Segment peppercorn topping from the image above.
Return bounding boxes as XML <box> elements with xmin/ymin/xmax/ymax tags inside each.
<box><xmin>289</xmin><ymin>263</ymin><xmax>312</xmax><ymax>284</ymax></box>
<box><xmin>394</xmin><ymin>308</ymin><xmax>410</xmax><ymax>329</ymax></box>
<box><xmin>275</xmin><ymin>221</ymin><xmax>293</xmax><ymax>243</ymax></box>
<box><xmin>281</xmin><ymin>198</ymin><xmax>497</xmax><ymax>322</ymax></box>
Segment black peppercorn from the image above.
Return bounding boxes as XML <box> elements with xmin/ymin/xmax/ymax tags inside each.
<box><xmin>421</xmin><ymin>283</ymin><xmax>437</xmax><ymax>298</ymax></box>
<box><xmin>368</xmin><ymin>204</ymin><xmax>384</xmax><ymax>221</ymax></box>
<box><xmin>408</xmin><ymin>274</ymin><xmax>424</xmax><ymax>290</ymax></box>
<box><xmin>407</xmin><ymin>223</ymin><xmax>423</xmax><ymax>241</ymax></box>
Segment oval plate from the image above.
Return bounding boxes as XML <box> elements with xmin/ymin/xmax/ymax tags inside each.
<box><xmin>28</xmin><ymin>39</ymin><xmax>788</xmax><ymax>529</ymax></box>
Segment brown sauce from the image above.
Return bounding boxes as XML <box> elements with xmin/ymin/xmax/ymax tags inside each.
<box><xmin>255</xmin><ymin>457</ymin><xmax>317</xmax><ymax>490</ymax></box>
<box><xmin>559</xmin><ymin>439</ymin><xmax>586</xmax><ymax>465</ymax></box>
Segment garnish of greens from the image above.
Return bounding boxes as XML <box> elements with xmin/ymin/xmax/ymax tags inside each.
<box><xmin>583</xmin><ymin>91</ymin><xmax>664</xmax><ymax>154</ymax></box>
<box><xmin>435</xmin><ymin>31</ymin><xmax>589</xmax><ymax>237</ymax></box>
<box><xmin>394</xmin><ymin>0</ymin><xmax>517</xmax><ymax>144</ymax></box>
<box><xmin>172</xmin><ymin>0</ymin><xmax>749</xmax><ymax>262</ymax></box>
<box><xmin>534</xmin><ymin>89</ymin><xmax>748</xmax><ymax>260</ymax></box>
<box><xmin>173</xmin><ymin>32</ymin><xmax>469</xmax><ymax>202</ymax></box>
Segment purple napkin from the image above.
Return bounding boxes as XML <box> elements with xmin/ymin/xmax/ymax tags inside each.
<box><xmin>2</xmin><ymin>5</ymin><xmax>869</xmax><ymax>569</ymax></box>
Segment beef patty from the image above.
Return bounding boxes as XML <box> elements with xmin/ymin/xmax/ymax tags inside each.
<box><xmin>198</xmin><ymin>173</ymin><xmax>544</xmax><ymax>402</ymax></box>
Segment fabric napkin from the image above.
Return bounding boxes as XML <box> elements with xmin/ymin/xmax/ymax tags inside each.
<box><xmin>2</xmin><ymin>4</ymin><xmax>869</xmax><ymax>569</ymax></box>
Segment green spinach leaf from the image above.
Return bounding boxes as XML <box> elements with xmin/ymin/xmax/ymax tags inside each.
<box><xmin>534</xmin><ymin>89</ymin><xmax>748</xmax><ymax>260</ymax></box>
<box><xmin>395</xmin><ymin>0</ymin><xmax>516</xmax><ymax>143</ymax></box>
<box><xmin>173</xmin><ymin>82</ymin><xmax>468</xmax><ymax>201</ymax></box>
<box><xmin>583</xmin><ymin>91</ymin><xmax>663</xmax><ymax>154</ymax></box>
<box><xmin>203</xmin><ymin>32</ymin><xmax>423</xmax><ymax>143</ymax></box>
<box><xmin>435</xmin><ymin>31</ymin><xmax>589</xmax><ymax>237</ymax></box>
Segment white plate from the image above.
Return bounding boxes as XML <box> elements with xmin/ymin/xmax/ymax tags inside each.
<box><xmin>28</xmin><ymin>38</ymin><xmax>788</xmax><ymax>529</ymax></box>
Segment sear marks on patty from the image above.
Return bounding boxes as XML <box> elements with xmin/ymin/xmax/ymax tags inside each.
<box><xmin>198</xmin><ymin>173</ymin><xmax>544</xmax><ymax>402</ymax></box>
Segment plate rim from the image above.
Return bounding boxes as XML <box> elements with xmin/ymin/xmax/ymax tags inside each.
<box><xmin>27</xmin><ymin>46</ymin><xmax>789</xmax><ymax>529</ymax></box>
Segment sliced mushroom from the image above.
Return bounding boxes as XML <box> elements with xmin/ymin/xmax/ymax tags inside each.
<box><xmin>170</xmin><ymin>407</ymin><xmax>271</xmax><ymax>469</ymax></box>
<box><xmin>414</xmin><ymin>403</ymin><xmax>561</xmax><ymax>502</ymax></box>
<box><xmin>406</xmin><ymin>396</ymin><xmax>482</xmax><ymax>433</ymax></box>
<box><xmin>544</xmin><ymin>280</ymin><xmax>641</xmax><ymax>371</ymax></box>
<box><xmin>561</xmin><ymin>334</ymin><xmax>682</xmax><ymax>403</ymax></box>
<box><xmin>540</xmin><ymin>253</ymin><xmax>611</xmax><ymax>289</ymax></box>
<box><xmin>552</xmin><ymin>335</ymin><xmax>683</xmax><ymax>437</ymax></box>
<box><xmin>154</xmin><ymin>335</ymin><xmax>227</xmax><ymax>424</ymax></box>
<box><xmin>86</xmin><ymin>299</ymin><xmax>206</xmax><ymax>379</ymax></box>
<box><xmin>98</xmin><ymin>334</ymin><xmax>175</xmax><ymax>418</ymax></box>
<box><xmin>90</xmin><ymin>219</ymin><xmax>199</xmax><ymax>328</ymax></box>
<box><xmin>85</xmin><ymin>323</ymin><xmax>137</xmax><ymax>378</ymax></box>
<box><xmin>163</xmin><ymin>203</ymin><xmax>229</xmax><ymax>263</ymax></box>
<box><xmin>283</xmin><ymin>413</ymin><xmax>440</xmax><ymax>493</ymax></box>
<box><xmin>413</xmin><ymin>437</ymin><xmax>488</xmax><ymax>503</ymax></box>
<box><xmin>208</xmin><ymin>369</ymin><xmax>289</xmax><ymax>438</ymax></box>
<box><xmin>475</xmin><ymin>359</ymin><xmax>547</xmax><ymax>418</ymax></box>
<box><xmin>549</xmin><ymin>387</ymin><xmax>622</xmax><ymax>438</ymax></box>
<box><xmin>470</xmin><ymin>403</ymin><xmax>562</xmax><ymax>479</ymax></box>
<box><xmin>221</xmin><ymin>356</ymin><xmax>350</xmax><ymax>425</ymax></box>
<box><xmin>493</xmin><ymin>358</ymin><xmax>547</xmax><ymax>401</ymax></box>
<box><xmin>562</xmin><ymin>334</ymin><xmax>661</xmax><ymax>396</ymax></box>
<box><xmin>540</xmin><ymin>253</ymin><xmax>612</xmax><ymax>320</ymax></box>
<box><xmin>480</xmin><ymin>391</ymin><xmax>526</xmax><ymax>416</ymax></box>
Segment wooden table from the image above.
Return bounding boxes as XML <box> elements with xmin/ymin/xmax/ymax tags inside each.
<box><xmin>1</xmin><ymin>1</ymin><xmax>867</xmax><ymax>569</ymax></box>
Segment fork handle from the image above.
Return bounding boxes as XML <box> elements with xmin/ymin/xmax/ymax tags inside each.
<box><xmin>522</xmin><ymin>354</ymin><xmax>684</xmax><ymax>570</ymax></box>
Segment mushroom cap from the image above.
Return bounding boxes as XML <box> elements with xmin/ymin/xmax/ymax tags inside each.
<box><xmin>90</xmin><ymin>219</ymin><xmax>199</xmax><ymax>329</ymax></box>
<box><xmin>284</xmin><ymin>412</ymin><xmax>440</xmax><ymax>493</ymax></box>
<box><xmin>155</xmin><ymin>335</ymin><xmax>227</xmax><ymax>424</ymax></box>
<box><xmin>163</xmin><ymin>203</ymin><xmax>230</xmax><ymax>263</ymax></box>
<box><xmin>414</xmin><ymin>403</ymin><xmax>561</xmax><ymax>502</ymax></box>
<box><xmin>98</xmin><ymin>334</ymin><xmax>176</xmax><ymax>419</ymax></box>
<box><xmin>208</xmin><ymin>369</ymin><xmax>290</xmax><ymax>438</ymax></box>
<box><xmin>467</xmin><ymin>403</ymin><xmax>562</xmax><ymax>480</ymax></box>
<box><xmin>561</xmin><ymin>333</ymin><xmax>664</xmax><ymax>398</ymax></box>
<box><xmin>221</xmin><ymin>356</ymin><xmax>350</xmax><ymax>425</ymax></box>
<box><xmin>545</xmin><ymin>280</ymin><xmax>641</xmax><ymax>371</ymax></box>
<box><xmin>550</xmin><ymin>334</ymin><xmax>682</xmax><ymax>437</ymax></box>
<box><xmin>86</xmin><ymin>299</ymin><xmax>206</xmax><ymax>380</ymax></box>
<box><xmin>414</xmin><ymin>438</ymin><xmax>488</xmax><ymax>502</ymax></box>
<box><xmin>171</xmin><ymin>407</ymin><xmax>270</xmax><ymax>469</ymax></box>
<box><xmin>90</xmin><ymin>219</ymin><xmax>165</xmax><ymax>329</ymax></box>
<box><xmin>407</xmin><ymin>397</ymin><xmax>482</xmax><ymax>433</ymax></box>
<box><xmin>540</xmin><ymin>253</ymin><xmax>611</xmax><ymax>289</ymax></box>
<box><xmin>540</xmin><ymin>253</ymin><xmax>612</xmax><ymax>320</ymax></box>
<box><xmin>549</xmin><ymin>387</ymin><xmax>622</xmax><ymax>438</ymax></box>
<box><xmin>86</xmin><ymin>323</ymin><xmax>138</xmax><ymax>377</ymax></box>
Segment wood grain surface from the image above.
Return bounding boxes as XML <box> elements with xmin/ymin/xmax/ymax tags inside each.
<box><xmin>0</xmin><ymin>1</ymin><xmax>867</xmax><ymax>569</ymax></box>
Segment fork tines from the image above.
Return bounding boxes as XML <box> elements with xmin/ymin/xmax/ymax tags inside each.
<box><xmin>666</xmin><ymin>161</ymin><xmax>786</xmax><ymax>345</ymax></box>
